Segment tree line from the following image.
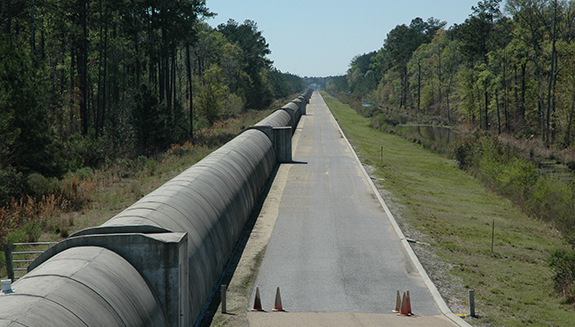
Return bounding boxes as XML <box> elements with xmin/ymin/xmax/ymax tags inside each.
<box><xmin>0</xmin><ymin>0</ymin><xmax>304</xmax><ymax>205</ymax></box>
<box><xmin>324</xmin><ymin>0</ymin><xmax>575</xmax><ymax>149</ymax></box>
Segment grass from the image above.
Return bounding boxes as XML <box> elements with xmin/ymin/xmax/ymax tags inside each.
<box><xmin>321</xmin><ymin>91</ymin><xmax>575</xmax><ymax>326</ymax></box>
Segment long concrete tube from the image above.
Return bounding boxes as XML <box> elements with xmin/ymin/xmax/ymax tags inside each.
<box><xmin>255</xmin><ymin>109</ymin><xmax>292</xmax><ymax>128</ymax></box>
<box><xmin>0</xmin><ymin>247</ymin><xmax>168</xmax><ymax>327</ymax></box>
<box><xmin>0</xmin><ymin>90</ymin><xmax>313</xmax><ymax>327</ymax></box>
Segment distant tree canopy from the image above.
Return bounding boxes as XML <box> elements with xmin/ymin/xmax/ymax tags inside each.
<box><xmin>335</xmin><ymin>0</ymin><xmax>575</xmax><ymax>148</ymax></box>
<box><xmin>0</xmin><ymin>0</ymin><xmax>304</xmax><ymax>205</ymax></box>
<box><xmin>217</xmin><ymin>19</ymin><xmax>274</xmax><ymax>109</ymax></box>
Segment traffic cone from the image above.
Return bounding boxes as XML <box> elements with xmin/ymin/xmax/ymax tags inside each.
<box><xmin>272</xmin><ymin>287</ymin><xmax>285</xmax><ymax>311</ymax></box>
<box><xmin>392</xmin><ymin>290</ymin><xmax>401</xmax><ymax>312</ymax></box>
<box><xmin>252</xmin><ymin>287</ymin><xmax>264</xmax><ymax>311</ymax></box>
<box><xmin>398</xmin><ymin>291</ymin><xmax>412</xmax><ymax>316</ymax></box>
<box><xmin>406</xmin><ymin>290</ymin><xmax>413</xmax><ymax>315</ymax></box>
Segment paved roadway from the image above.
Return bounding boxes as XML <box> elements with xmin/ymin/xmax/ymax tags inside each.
<box><xmin>247</xmin><ymin>92</ymin><xmax>464</xmax><ymax>326</ymax></box>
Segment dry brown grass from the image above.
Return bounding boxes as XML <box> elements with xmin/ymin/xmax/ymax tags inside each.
<box><xmin>0</xmin><ymin>172</ymin><xmax>96</xmax><ymax>243</ymax></box>
<box><xmin>497</xmin><ymin>133</ymin><xmax>575</xmax><ymax>164</ymax></box>
<box><xmin>60</xmin><ymin>174</ymin><xmax>95</xmax><ymax>210</ymax></box>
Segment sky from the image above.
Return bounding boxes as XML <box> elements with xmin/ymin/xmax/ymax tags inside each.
<box><xmin>205</xmin><ymin>0</ymin><xmax>487</xmax><ymax>77</ymax></box>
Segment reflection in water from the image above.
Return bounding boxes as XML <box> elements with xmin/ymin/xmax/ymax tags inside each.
<box><xmin>402</xmin><ymin>125</ymin><xmax>465</xmax><ymax>147</ymax></box>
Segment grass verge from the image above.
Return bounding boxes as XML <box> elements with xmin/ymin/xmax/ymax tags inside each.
<box><xmin>321</xmin><ymin>91</ymin><xmax>574</xmax><ymax>326</ymax></box>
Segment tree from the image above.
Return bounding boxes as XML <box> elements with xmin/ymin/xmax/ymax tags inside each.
<box><xmin>217</xmin><ymin>19</ymin><xmax>272</xmax><ymax>109</ymax></box>
<box><xmin>131</xmin><ymin>84</ymin><xmax>169</xmax><ymax>155</ymax></box>
<box><xmin>506</xmin><ymin>0</ymin><xmax>570</xmax><ymax>145</ymax></box>
<box><xmin>457</xmin><ymin>0</ymin><xmax>504</xmax><ymax>130</ymax></box>
<box><xmin>383</xmin><ymin>17</ymin><xmax>446</xmax><ymax>109</ymax></box>
<box><xmin>0</xmin><ymin>37</ymin><xmax>59</xmax><ymax>176</ymax></box>
<box><xmin>197</xmin><ymin>64</ymin><xmax>226</xmax><ymax>125</ymax></box>
<box><xmin>407</xmin><ymin>30</ymin><xmax>460</xmax><ymax>119</ymax></box>
<box><xmin>346</xmin><ymin>51</ymin><xmax>378</xmax><ymax>96</ymax></box>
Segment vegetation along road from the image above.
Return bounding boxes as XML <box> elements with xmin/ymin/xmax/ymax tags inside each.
<box><xmin>320</xmin><ymin>91</ymin><xmax>574</xmax><ymax>326</ymax></box>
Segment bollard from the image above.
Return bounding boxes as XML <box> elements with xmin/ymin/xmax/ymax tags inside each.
<box><xmin>1</xmin><ymin>279</ymin><xmax>13</xmax><ymax>294</ymax></box>
<box><xmin>221</xmin><ymin>285</ymin><xmax>227</xmax><ymax>314</ymax></box>
<box><xmin>468</xmin><ymin>289</ymin><xmax>475</xmax><ymax>317</ymax></box>
<box><xmin>3</xmin><ymin>244</ymin><xmax>14</xmax><ymax>281</ymax></box>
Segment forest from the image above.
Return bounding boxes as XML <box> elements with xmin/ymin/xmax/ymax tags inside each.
<box><xmin>0</xmin><ymin>0</ymin><xmax>304</xmax><ymax>207</ymax></box>
<box><xmin>326</xmin><ymin>0</ymin><xmax>575</xmax><ymax>148</ymax></box>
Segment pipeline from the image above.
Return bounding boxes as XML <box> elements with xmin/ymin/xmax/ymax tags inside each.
<box><xmin>0</xmin><ymin>90</ymin><xmax>313</xmax><ymax>327</ymax></box>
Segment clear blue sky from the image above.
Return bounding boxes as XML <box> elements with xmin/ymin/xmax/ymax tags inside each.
<box><xmin>206</xmin><ymin>0</ymin><xmax>486</xmax><ymax>77</ymax></box>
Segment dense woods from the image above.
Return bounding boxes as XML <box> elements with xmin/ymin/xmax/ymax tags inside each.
<box><xmin>323</xmin><ymin>0</ymin><xmax>575</xmax><ymax>148</ymax></box>
<box><xmin>0</xmin><ymin>0</ymin><xmax>304</xmax><ymax>206</ymax></box>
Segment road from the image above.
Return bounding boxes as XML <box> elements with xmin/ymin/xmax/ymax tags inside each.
<box><xmin>245</xmin><ymin>92</ymin><xmax>465</xmax><ymax>326</ymax></box>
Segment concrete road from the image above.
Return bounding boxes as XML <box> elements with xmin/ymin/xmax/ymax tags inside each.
<box><xmin>247</xmin><ymin>92</ymin><xmax>464</xmax><ymax>327</ymax></box>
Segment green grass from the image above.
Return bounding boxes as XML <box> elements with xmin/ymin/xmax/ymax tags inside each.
<box><xmin>321</xmin><ymin>91</ymin><xmax>575</xmax><ymax>326</ymax></box>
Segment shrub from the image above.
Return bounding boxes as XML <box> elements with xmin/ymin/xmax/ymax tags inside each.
<box><xmin>223</xmin><ymin>93</ymin><xmax>244</xmax><ymax>118</ymax></box>
<box><xmin>4</xmin><ymin>220</ymin><xmax>44</xmax><ymax>243</ymax></box>
<box><xmin>549</xmin><ymin>249</ymin><xmax>575</xmax><ymax>303</ymax></box>
<box><xmin>27</xmin><ymin>173</ymin><xmax>59</xmax><ymax>197</ymax></box>
<box><xmin>22</xmin><ymin>221</ymin><xmax>43</xmax><ymax>242</ymax></box>
<box><xmin>75</xmin><ymin>167</ymin><xmax>93</xmax><ymax>180</ymax></box>
<box><xmin>496</xmin><ymin>158</ymin><xmax>538</xmax><ymax>200</ymax></box>
<box><xmin>450</xmin><ymin>139</ymin><xmax>477</xmax><ymax>169</ymax></box>
<box><xmin>60</xmin><ymin>131</ymin><xmax>105</xmax><ymax>171</ymax></box>
<box><xmin>145</xmin><ymin>159</ymin><xmax>158</xmax><ymax>175</ymax></box>
<box><xmin>348</xmin><ymin>97</ymin><xmax>363</xmax><ymax>114</ymax></box>
<box><xmin>135</xmin><ymin>155</ymin><xmax>158</xmax><ymax>176</ymax></box>
<box><xmin>0</xmin><ymin>207</ymin><xmax>8</xmax><ymax>241</ymax></box>
<box><xmin>137</xmin><ymin>155</ymin><xmax>148</xmax><ymax>169</ymax></box>
<box><xmin>370</xmin><ymin>112</ymin><xmax>402</xmax><ymax>129</ymax></box>
<box><xmin>0</xmin><ymin>167</ymin><xmax>24</xmax><ymax>206</ymax></box>
<box><xmin>60</xmin><ymin>170</ymin><xmax>95</xmax><ymax>210</ymax></box>
<box><xmin>5</xmin><ymin>228</ymin><xmax>26</xmax><ymax>244</ymax></box>
<box><xmin>530</xmin><ymin>177</ymin><xmax>571</xmax><ymax>222</ymax></box>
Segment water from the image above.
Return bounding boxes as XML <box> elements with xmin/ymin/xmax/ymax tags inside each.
<box><xmin>401</xmin><ymin>125</ymin><xmax>465</xmax><ymax>147</ymax></box>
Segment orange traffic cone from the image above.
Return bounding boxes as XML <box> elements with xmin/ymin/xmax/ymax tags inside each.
<box><xmin>398</xmin><ymin>291</ymin><xmax>412</xmax><ymax>316</ymax></box>
<box><xmin>272</xmin><ymin>287</ymin><xmax>285</xmax><ymax>311</ymax></box>
<box><xmin>406</xmin><ymin>291</ymin><xmax>413</xmax><ymax>315</ymax></box>
<box><xmin>252</xmin><ymin>287</ymin><xmax>264</xmax><ymax>311</ymax></box>
<box><xmin>392</xmin><ymin>290</ymin><xmax>401</xmax><ymax>312</ymax></box>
